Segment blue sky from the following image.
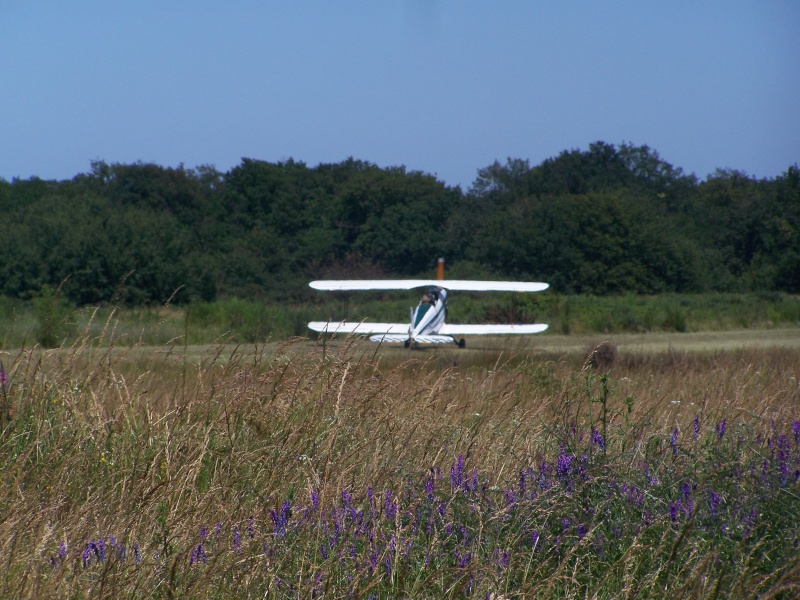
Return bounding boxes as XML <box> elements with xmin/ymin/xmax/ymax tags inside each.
<box><xmin>2</xmin><ymin>1</ymin><xmax>798</xmax><ymax>189</ymax></box>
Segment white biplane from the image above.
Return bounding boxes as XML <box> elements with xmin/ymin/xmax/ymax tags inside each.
<box><xmin>308</xmin><ymin>261</ymin><xmax>549</xmax><ymax>348</ymax></box>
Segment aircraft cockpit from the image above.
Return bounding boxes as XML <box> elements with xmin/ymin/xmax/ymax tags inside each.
<box><xmin>421</xmin><ymin>288</ymin><xmax>442</xmax><ymax>305</ymax></box>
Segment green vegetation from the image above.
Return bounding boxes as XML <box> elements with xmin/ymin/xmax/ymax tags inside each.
<box><xmin>0</xmin><ymin>334</ymin><xmax>798</xmax><ymax>597</ymax></box>
<box><xmin>1</xmin><ymin>292</ymin><xmax>798</xmax><ymax>348</ymax></box>
<box><xmin>1</xmin><ymin>143</ymin><xmax>798</xmax><ymax>311</ymax></box>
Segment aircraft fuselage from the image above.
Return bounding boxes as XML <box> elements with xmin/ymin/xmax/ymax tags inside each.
<box><xmin>408</xmin><ymin>288</ymin><xmax>448</xmax><ymax>340</ymax></box>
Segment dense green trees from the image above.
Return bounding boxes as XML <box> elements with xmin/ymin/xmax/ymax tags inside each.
<box><xmin>0</xmin><ymin>143</ymin><xmax>797</xmax><ymax>306</ymax></box>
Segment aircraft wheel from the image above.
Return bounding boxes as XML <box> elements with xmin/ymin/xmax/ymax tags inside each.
<box><xmin>458</xmin><ymin>338</ymin><xmax>466</xmax><ymax>348</ymax></box>
<box><xmin>404</xmin><ymin>340</ymin><xmax>411</xmax><ymax>348</ymax></box>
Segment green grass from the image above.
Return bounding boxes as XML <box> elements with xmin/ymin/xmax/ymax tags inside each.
<box><xmin>1</xmin><ymin>292</ymin><xmax>799</xmax><ymax>348</ymax></box>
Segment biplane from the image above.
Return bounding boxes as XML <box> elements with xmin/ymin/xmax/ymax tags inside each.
<box><xmin>308</xmin><ymin>260</ymin><xmax>549</xmax><ymax>347</ymax></box>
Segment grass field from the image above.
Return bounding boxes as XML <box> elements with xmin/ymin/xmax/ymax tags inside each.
<box><xmin>1</xmin><ymin>318</ymin><xmax>799</xmax><ymax>598</ymax></box>
<box><xmin>2</xmin><ymin>291</ymin><xmax>799</xmax><ymax>349</ymax></box>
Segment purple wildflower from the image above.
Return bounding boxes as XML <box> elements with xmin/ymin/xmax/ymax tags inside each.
<box><xmin>793</xmin><ymin>421</ymin><xmax>800</xmax><ymax>446</ymax></box>
<box><xmin>670</xmin><ymin>427</ymin><xmax>679</xmax><ymax>457</ymax></box>
<box><xmin>199</xmin><ymin>525</ymin><xmax>207</xmax><ymax>542</ymax></box>
<box><xmin>468</xmin><ymin>469</ymin><xmax>479</xmax><ymax>493</ymax></box>
<box><xmin>709</xmin><ymin>491</ymin><xmax>721</xmax><ymax>516</ymax></box>
<box><xmin>539</xmin><ymin>461</ymin><xmax>552</xmax><ymax>490</ymax></box>
<box><xmin>451</xmin><ymin>455</ymin><xmax>465</xmax><ymax>490</ymax></box>
<box><xmin>0</xmin><ymin>364</ymin><xmax>7</xmax><ymax>420</ymax></box>
<box><xmin>311</xmin><ymin>489</ymin><xmax>319</xmax><ymax>512</ymax></box>
<box><xmin>693</xmin><ymin>415</ymin><xmax>700</xmax><ymax>440</ymax></box>
<box><xmin>59</xmin><ymin>541</ymin><xmax>67</xmax><ymax>560</ymax></box>
<box><xmin>270</xmin><ymin>500</ymin><xmax>292</xmax><ymax>536</ymax></box>
<box><xmin>642</xmin><ymin>462</ymin><xmax>659</xmax><ymax>486</ymax></box>
<box><xmin>82</xmin><ymin>540</ymin><xmax>105</xmax><ymax>567</ymax></box>
<box><xmin>460</xmin><ymin>526</ymin><xmax>470</xmax><ymax>545</ymax></box>
<box><xmin>425</xmin><ymin>473</ymin><xmax>435</xmax><ymax>500</ymax></box>
<box><xmin>680</xmin><ymin>480</ymin><xmax>692</xmax><ymax>502</ymax></box>
<box><xmin>190</xmin><ymin>543</ymin><xmax>208</xmax><ymax>565</ymax></box>
<box><xmin>531</xmin><ymin>531</ymin><xmax>540</xmax><ymax>551</ymax></box>
<box><xmin>779</xmin><ymin>449</ymin><xmax>790</xmax><ymax>484</ymax></box>
<box><xmin>716</xmin><ymin>420</ymin><xmax>727</xmax><ymax>440</ymax></box>
<box><xmin>81</xmin><ymin>545</ymin><xmax>91</xmax><ymax>567</ymax></box>
<box><xmin>591</xmin><ymin>428</ymin><xmax>605</xmax><ymax>451</ymax></box>
<box><xmin>233</xmin><ymin>525</ymin><xmax>241</xmax><ymax>553</ymax></box>
<box><xmin>385</xmin><ymin>491</ymin><xmax>396</xmax><ymax>520</ymax></box>
<box><xmin>457</xmin><ymin>550</ymin><xmax>471</xmax><ymax>569</ymax></box>
<box><xmin>557</xmin><ymin>453</ymin><xmax>573</xmax><ymax>480</ymax></box>
<box><xmin>369</xmin><ymin>548</ymin><xmax>378</xmax><ymax>574</ymax></box>
<box><xmin>630</xmin><ymin>485</ymin><xmax>644</xmax><ymax>505</ymax></box>
<box><xmin>313</xmin><ymin>572</ymin><xmax>323</xmax><ymax>596</ymax></box>
<box><xmin>331</xmin><ymin>510</ymin><xmax>342</xmax><ymax>542</ymax></box>
<box><xmin>577</xmin><ymin>524</ymin><xmax>587</xmax><ymax>539</ymax></box>
<box><xmin>593</xmin><ymin>534</ymin><xmax>607</xmax><ymax>558</ymax></box>
<box><xmin>493</xmin><ymin>548</ymin><xmax>510</xmax><ymax>571</ymax></box>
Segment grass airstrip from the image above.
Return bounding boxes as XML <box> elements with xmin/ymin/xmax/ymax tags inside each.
<box><xmin>0</xmin><ymin>302</ymin><xmax>799</xmax><ymax>597</ymax></box>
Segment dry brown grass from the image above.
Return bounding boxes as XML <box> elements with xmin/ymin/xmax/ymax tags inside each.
<box><xmin>0</xmin><ymin>333</ymin><xmax>798</xmax><ymax>597</ymax></box>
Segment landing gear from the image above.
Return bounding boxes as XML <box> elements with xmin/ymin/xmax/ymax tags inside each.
<box><xmin>458</xmin><ymin>338</ymin><xmax>466</xmax><ymax>348</ymax></box>
<box><xmin>404</xmin><ymin>339</ymin><xmax>410</xmax><ymax>348</ymax></box>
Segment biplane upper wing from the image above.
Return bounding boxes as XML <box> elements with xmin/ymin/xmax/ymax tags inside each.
<box><xmin>440</xmin><ymin>323</ymin><xmax>549</xmax><ymax>335</ymax></box>
<box><xmin>310</xmin><ymin>280</ymin><xmax>549</xmax><ymax>292</ymax></box>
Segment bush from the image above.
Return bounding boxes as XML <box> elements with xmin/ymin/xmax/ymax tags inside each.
<box><xmin>32</xmin><ymin>285</ymin><xmax>75</xmax><ymax>347</ymax></box>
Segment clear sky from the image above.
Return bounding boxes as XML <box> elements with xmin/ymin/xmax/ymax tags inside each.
<box><xmin>2</xmin><ymin>1</ymin><xmax>798</xmax><ymax>190</ymax></box>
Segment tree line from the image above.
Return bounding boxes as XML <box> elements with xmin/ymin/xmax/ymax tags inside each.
<box><xmin>1</xmin><ymin>141</ymin><xmax>798</xmax><ymax>306</ymax></box>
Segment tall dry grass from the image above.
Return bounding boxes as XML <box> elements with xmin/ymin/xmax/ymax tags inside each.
<box><xmin>0</xmin><ymin>327</ymin><xmax>798</xmax><ymax>598</ymax></box>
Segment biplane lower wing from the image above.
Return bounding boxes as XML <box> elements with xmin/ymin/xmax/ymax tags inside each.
<box><xmin>309</xmin><ymin>321</ymin><xmax>549</xmax><ymax>337</ymax></box>
<box><xmin>440</xmin><ymin>324</ymin><xmax>549</xmax><ymax>335</ymax></box>
<box><xmin>369</xmin><ymin>334</ymin><xmax>454</xmax><ymax>344</ymax></box>
<box><xmin>307</xmin><ymin>321</ymin><xmax>408</xmax><ymax>335</ymax></box>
